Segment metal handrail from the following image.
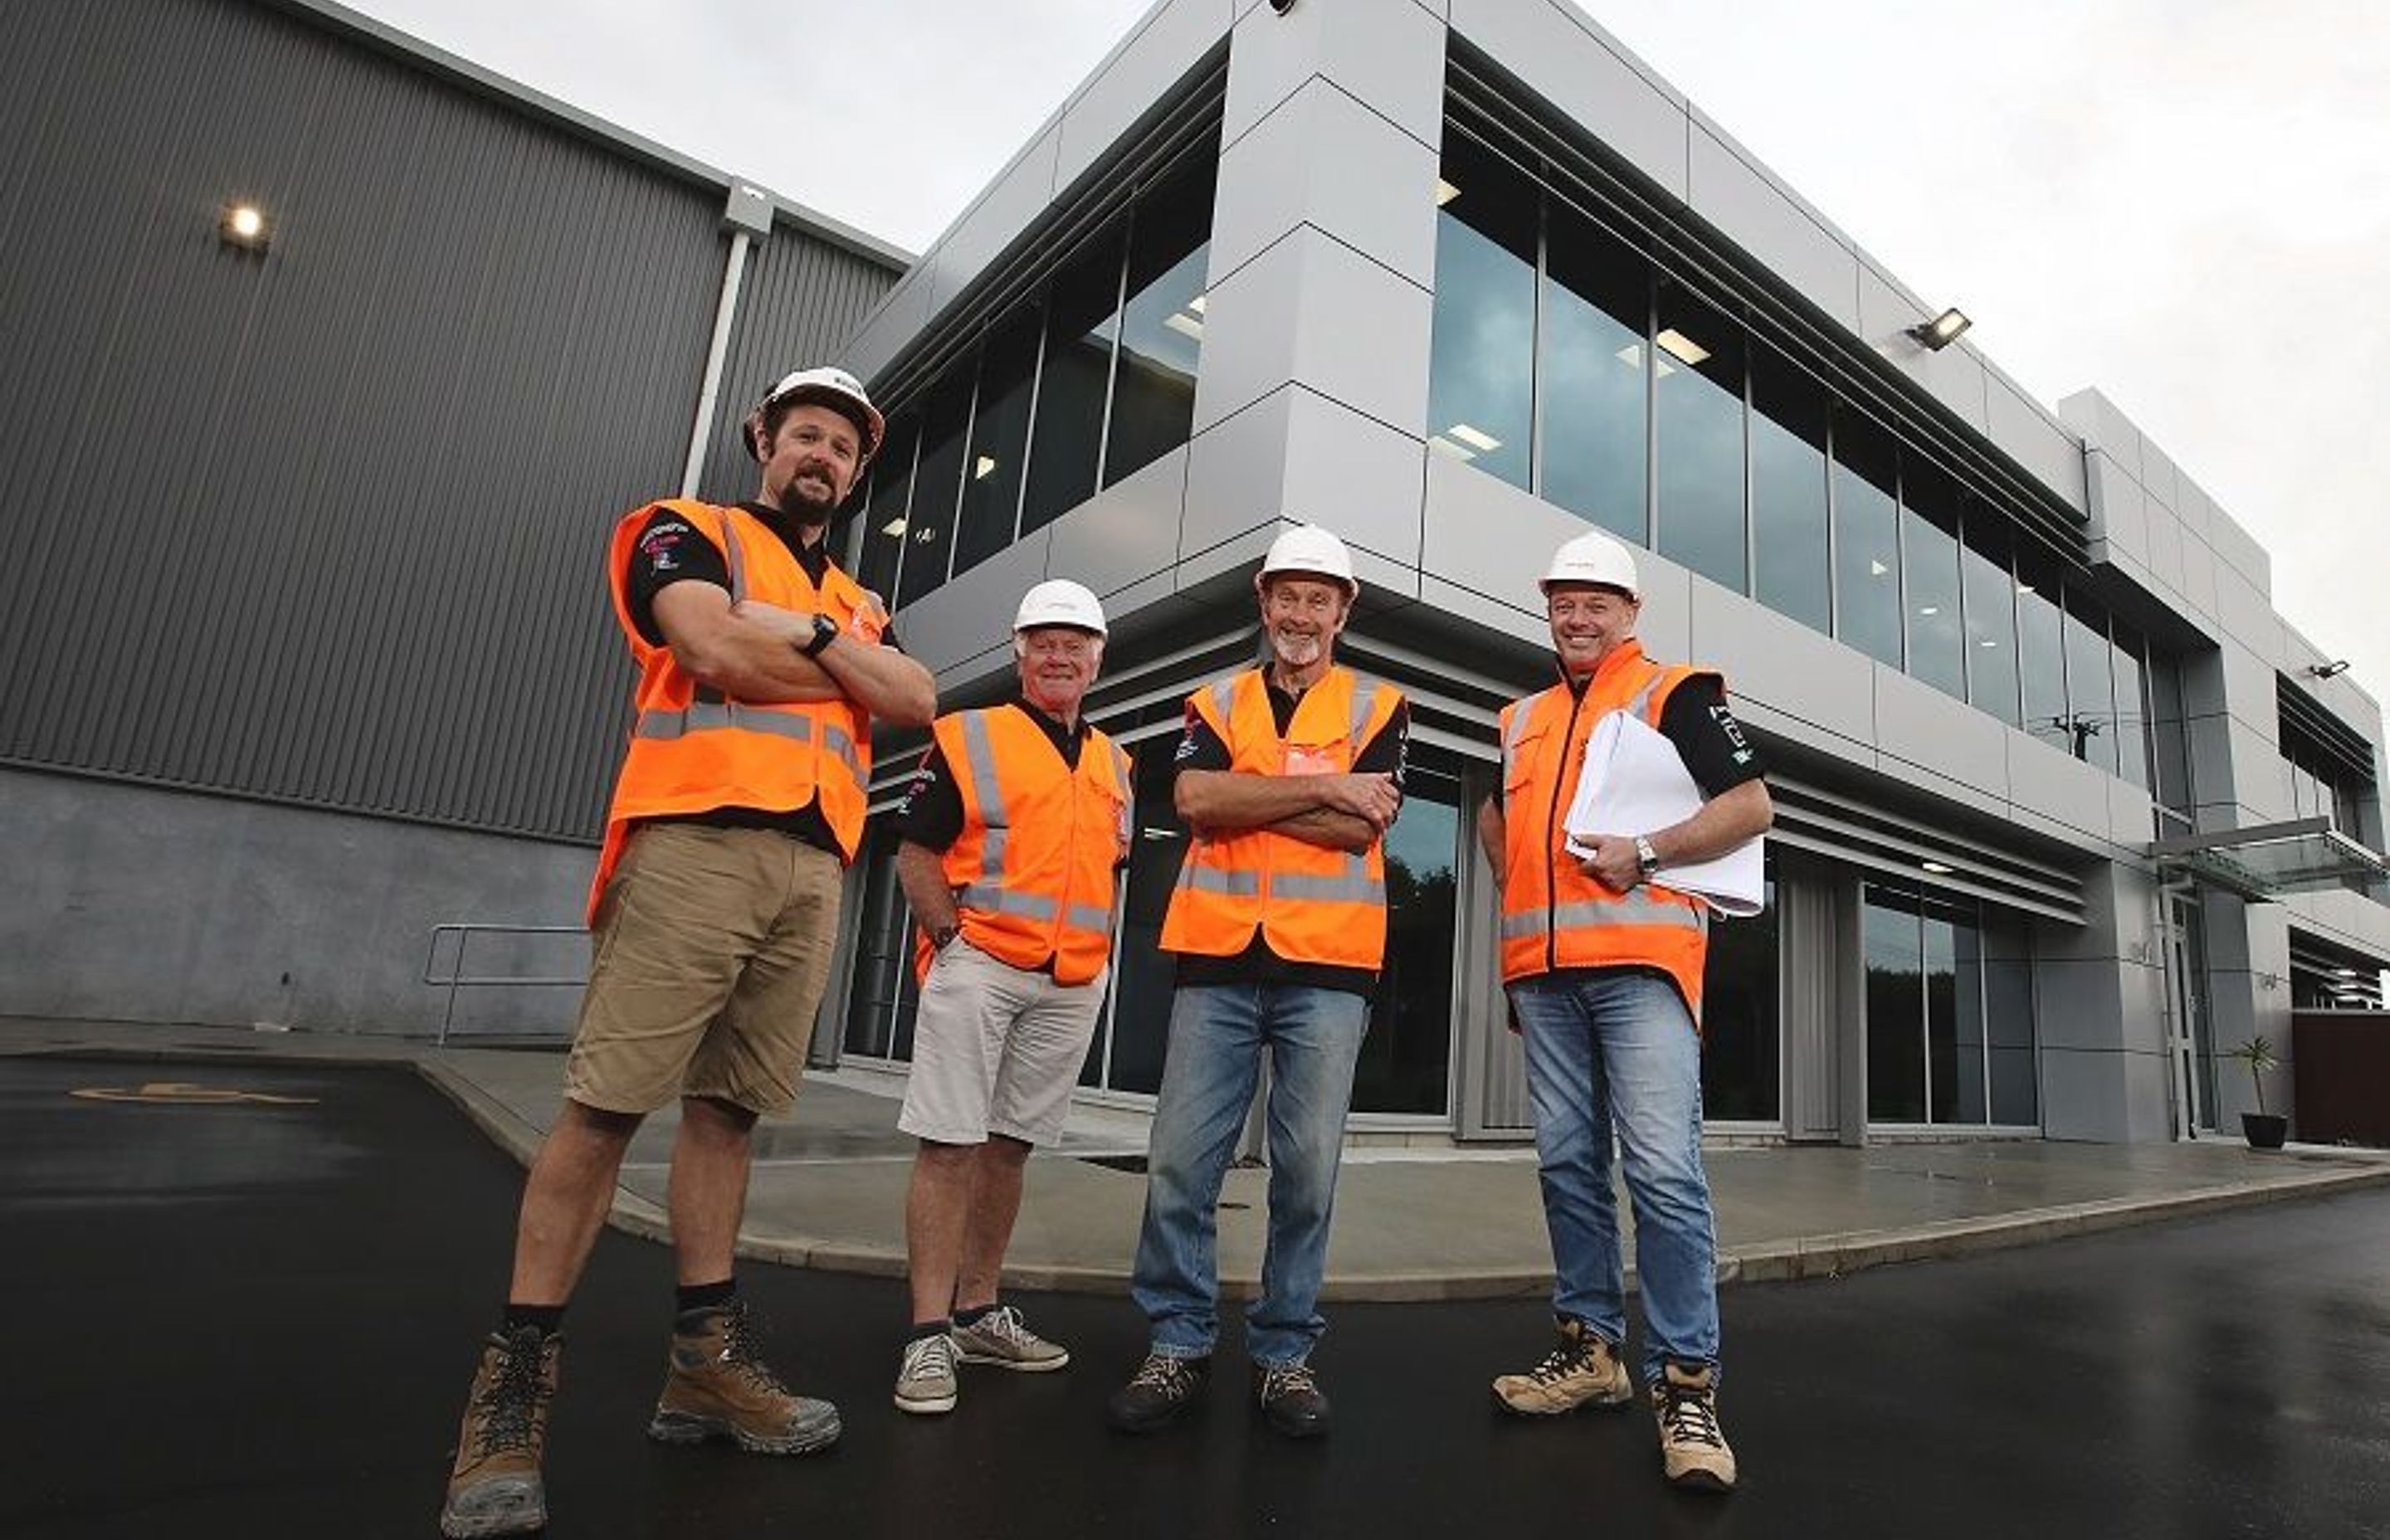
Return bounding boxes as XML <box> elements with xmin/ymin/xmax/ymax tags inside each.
<box><xmin>422</xmin><ymin>924</ymin><xmax>587</xmax><ymax>1046</ymax></box>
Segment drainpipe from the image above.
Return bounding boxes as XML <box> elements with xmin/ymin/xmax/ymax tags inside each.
<box><xmin>680</xmin><ymin>183</ymin><xmax>777</xmax><ymax>498</ymax></box>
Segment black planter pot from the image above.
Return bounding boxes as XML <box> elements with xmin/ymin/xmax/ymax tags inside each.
<box><xmin>2241</xmin><ymin>1112</ymin><xmax>2289</xmax><ymax>1150</ymax></box>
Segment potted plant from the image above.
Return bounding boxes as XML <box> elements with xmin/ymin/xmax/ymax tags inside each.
<box><xmin>2225</xmin><ymin>1036</ymin><xmax>2289</xmax><ymax>1150</ymax></box>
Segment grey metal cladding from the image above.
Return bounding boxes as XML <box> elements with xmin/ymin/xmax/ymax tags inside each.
<box><xmin>0</xmin><ymin>0</ymin><xmax>896</xmax><ymax>842</ymax></box>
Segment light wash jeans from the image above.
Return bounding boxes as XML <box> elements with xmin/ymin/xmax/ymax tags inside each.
<box><xmin>1509</xmin><ymin>968</ymin><xmax>1721</xmax><ymax>1382</ymax></box>
<box><xmin>1129</xmin><ymin>983</ymin><xmax>1368</xmax><ymax>1367</ymax></box>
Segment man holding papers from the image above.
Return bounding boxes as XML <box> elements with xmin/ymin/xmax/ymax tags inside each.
<box><xmin>1475</xmin><ymin>529</ymin><xmax>1771</xmax><ymax>1494</ymax></box>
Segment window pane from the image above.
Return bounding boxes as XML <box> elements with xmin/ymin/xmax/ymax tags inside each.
<box><xmin>1923</xmin><ymin>904</ymin><xmax>1959</xmax><ymax>1122</ymax></box>
<box><xmin>1021</xmin><ymin>226</ymin><xmax>1124</xmax><ymax>536</ymax></box>
<box><xmin>1832</xmin><ymin>408</ymin><xmax>1903</xmax><ymax>668</ymax></box>
<box><xmin>841</xmin><ymin>825</ymin><xmax>919</xmax><ymax>1060</ymax></box>
<box><xmin>2112</xmin><ymin>625</ymin><xmax>2150</xmax><ymax>792</ymax></box>
<box><xmin>1702</xmin><ymin>869</ymin><xmax>1780</xmax><ymax>1121</ymax></box>
<box><xmin>951</xmin><ymin>311</ymin><xmax>1040</xmax><ymax>578</ymax></box>
<box><xmin>895</xmin><ymin>364</ymin><xmax>973</xmax><ymax>609</ymax></box>
<box><xmin>1103</xmin><ymin>746</ymin><xmax>1184</xmax><ymax>1094</ymax></box>
<box><xmin>1900</xmin><ymin>464</ymin><xmax>1965</xmax><ymax>699</ymax></box>
<box><xmin>1959</xmin><ymin>508</ymin><xmax>2021</xmax><ymax>727</ymax></box>
<box><xmin>1540</xmin><ymin>201</ymin><xmax>1648</xmax><ymax>541</ymax></box>
<box><xmin>1105</xmin><ymin>160</ymin><xmax>1213</xmax><ymax>488</ymax></box>
<box><xmin>2016</xmin><ymin>551</ymin><xmax>2069</xmax><ymax>751</ymax></box>
<box><xmin>2148</xmin><ymin>648</ymin><xmax>2192</xmax><ymax>813</ymax></box>
<box><xmin>1749</xmin><ymin>348</ymin><xmax>1832</xmax><ymax>633</ymax></box>
<box><xmin>854</xmin><ymin>413</ymin><xmax>918</xmax><ymax>605</ymax></box>
<box><xmin>1427</xmin><ymin>134</ymin><xmax>1537</xmax><ymax>487</ymax></box>
<box><xmin>1986</xmin><ymin>904</ymin><xmax>2036</xmax><ymax>1125</ymax></box>
<box><xmin>1653</xmin><ymin>283</ymin><xmax>1747</xmax><ymax>592</ymax></box>
<box><xmin>1865</xmin><ymin>885</ymin><xmax>1924</xmax><ymax>1121</ymax></box>
<box><xmin>1356</xmin><ymin>758</ymin><xmax>1461</xmax><ymax>1115</ymax></box>
<box><xmin>2063</xmin><ymin>592</ymin><xmax>2120</xmax><ymax>774</ymax></box>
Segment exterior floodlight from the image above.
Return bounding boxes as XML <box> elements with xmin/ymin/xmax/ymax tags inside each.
<box><xmin>2308</xmin><ymin>660</ymin><xmax>2352</xmax><ymax>679</ymax></box>
<box><xmin>1906</xmin><ymin>308</ymin><xmax>1969</xmax><ymax>350</ymax></box>
<box><xmin>219</xmin><ymin>202</ymin><xmax>271</xmax><ymax>253</ymax></box>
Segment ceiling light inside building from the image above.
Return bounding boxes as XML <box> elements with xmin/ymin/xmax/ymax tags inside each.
<box><xmin>880</xmin><ymin>518</ymin><xmax>908</xmax><ymax>537</ymax></box>
<box><xmin>1870</xmin><ymin>559</ymin><xmax>1890</xmax><ymax>578</ymax></box>
<box><xmin>1188</xmin><ymin>294</ymin><xmax>1206</xmax><ymax>314</ymax></box>
<box><xmin>1614</xmin><ymin>342</ymin><xmax>1676</xmax><ymax>378</ymax></box>
<box><xmin>1656</xmin><ymin>328</ymin><xmax>1710</xmax><ymax>368</ymax></box>
<box><xmin>1427</xmin><ymin>436</ymin><xmax>1476</xmax><ymax>462</ymax></box>
<box><xmin>1435</xmin><ymin>178</ymin><xmax>1461</xmax><ymax>207</ymax></box>
<box><xmin>219</xmin><ymin>201</ymin><xmax>271</xmax><ymax>252</ymax></box>
<box><xmin>1163</xmin><ymin>309</ymin><xmax>1205</xmax><ymax>341</ymax></box>
<box><xmin>1921</xmin><ymin>860</ymin><xmax>1955</xmax><ymax>875</ymax></box>
<box><xmin>1446</xmin><ymin>422</ymin><xmax>1503</xmax><ymax>453</ymax></box>
<box><xmin>973</xmin><ymin>455</ymin><xmax>998</xmax><ymax>480</ymax></box>
<box><xmin>1918</xmin><ymin>606</ymin><xmax>1939</xmax><ymax>616</ymax></box>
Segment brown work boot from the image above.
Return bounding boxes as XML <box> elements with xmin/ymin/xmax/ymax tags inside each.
<box><xmin>439</xmin><ymin>1326</ymin><xmax>559</xmax><ymax>1538</ymax></box>
<box><xmin>1492</xmin><ymin>1317</ymin><xmax>1635</xmax><ymax>1416</ymax></box>
<box><xmin>647</xmin><ymin>1300</ymin><xmax>841</xmax><ymax>1455</ymax></box>
<box><xmin>1651</xmin><ymin>1362</ymin><xmax>1738</xmax><ymax>1493</ymax></box>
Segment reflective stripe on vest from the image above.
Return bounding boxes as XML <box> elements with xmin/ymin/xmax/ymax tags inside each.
<box><xmin>1498</xmin><ymin>892</ymin><xmax>1710</xmax><ymax>939</ymax></box>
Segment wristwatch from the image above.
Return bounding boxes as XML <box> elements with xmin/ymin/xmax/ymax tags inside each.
<box><xmin>931</xmin><ymin>924</ymin><xmax>961</xmax><ymax>952</ymax></box>
<box><xmin>799</xmin><ymin>612</ymin><xmax>840</xmax><ymax>658</ymax></box>
<box><xmin>1633</xmin><ymin>835</ymin><xmax>1661</xmax><ymax>881</ymax></box>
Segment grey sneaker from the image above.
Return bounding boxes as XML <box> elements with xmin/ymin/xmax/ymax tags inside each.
<box><xmin>949</xmin><ymin>1304</ymin><xmax>1069</xmax><ymax>1372</ymax></box>
<box><xmin>894</xmin><ymin>1332</ymin><xmax>958</xmax><ymax>1415</ymax></box>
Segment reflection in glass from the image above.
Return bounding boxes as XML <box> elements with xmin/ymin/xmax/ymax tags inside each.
<box><xmin>1701</xmin><ymin>871</ymin><xmax>1779</xmax><ymax>1121</ymax></box>
<box><xmin>895</xmin><ymin>367</ymin><xmax>973</xmax><ymax>609</ymax></box>
<box><xmin>2016</xmin><ymin>553</ymin><xmax>2069</xmax><ymax>752</ymax></box>
<box><xmin>1749</xmin><ymin>348</ymin><xmax>1832</xmax><ymax>633</ymax></box>
<box><xmin>1356</xmin><ymin>763</ymin><xmax>1460</xmax><ymax>1115</ymax></box>
<box><xmin>2111</xmin><ymin>626</ymin><xmax>2150</xmax><ymax>792</ymax></box>
<box><xmin>1950</xmin><ymin>913</ymin><xmax>1988</xmax><ymax>1123</ymax></box>
<box><xmin>1959</xmin><ymin>512</ymin><xmax>2020</xmax><ymax>726</ymax></box>
<box><xmin>842</xmin><ymin>825</ymin><xmax>921</xmax><ymax>1060</ymax></box>
<box><xmin>1900</xmin><ymin>465</ymin><xmax>1965</xmax><ymax>699</ymax></box>
<box><xmin>1096</xmin><ymin>745</ymin><xmax>1185</xmax><ymax>1095</ymax></box>
<box><xmin>951</xmin><ymin>311</ymin><xmax>1040</xmax><ymax>578</ymax></box>
<box><xmin>1653</xmin><ymin>283</ymin><xmax>1748</xmax><ymax>592</ymax></box>
<box><xmin>1107</xmin><ymin>161</ymin><xmax>1213</xmax><ymax>489</ymax></box>
<box><xmin>1428</xmin><ymin>134</ymin><xmax>1538</xmax><ymax>489</ymax></box>
<box><xmin>1986</xmin><ymin>905</ymin><xmax>2037</xmax><ymax>1124</ymax></box>
<box><xmin>1021</xmin><ymin>227</ymin><xmax>1124</xmax><ymax>535</ymax></box>
<box><xmin>2063</xmin><ymin>595</ymin><xmax>2119</xmax><ymax>774</ymax></box>
<box><xmin>852</xmin><ymin>415</ymin><xmax>917</xmax><ymax>606</ymax></box>
<box><xmin>1865</xmin><ymin>885</ymin><xmax>1924</xmax><ymax>1121</ymax></box>
<box><xmin>1832</xmin><ymin>409</ymin><xmax>1904</xmax><ymax>668</ymax></box>
<box><xmin>1540</xmin><ymin>201</ymin><xmax>1648</xmax><ymax>540</ymax></box>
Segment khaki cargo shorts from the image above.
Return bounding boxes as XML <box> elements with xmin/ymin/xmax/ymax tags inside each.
<box><xmin>563</xmin><ymin>823</ymin><xmax>841</xmax><ymax>1117</ymax></box>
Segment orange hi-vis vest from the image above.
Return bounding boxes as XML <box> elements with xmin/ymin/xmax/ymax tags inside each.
<box><xmin>914</xmin><ymin>705</ymin><xmax>1133</xmax><ymax>987</ymax></box>
<box><xmin>1160</xmin><ymin>665</ymin><xmax>1406</xmax><ymax>971</ymax></box>
<box><xmin>588</xmin><ymin>498</ymin><xmax>885</xmax><ymax>920</ymax></box>
<box><xmin>1498</xmin><ymin>640</ymin><xmax>1714</xmax><ymax>1021</ymax></box>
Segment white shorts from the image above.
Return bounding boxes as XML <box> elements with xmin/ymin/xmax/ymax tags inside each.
<box><xmin>897</xmin><ymin>939</ymin><xmax>1107</xmax><ymax>1148</ymax></box>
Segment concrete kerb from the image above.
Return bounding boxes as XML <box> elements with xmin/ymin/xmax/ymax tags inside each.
<box><xmin>17</xmin><ymin>1034</ymin><xmax>2390</xmax><ymax>1303</ymax></box>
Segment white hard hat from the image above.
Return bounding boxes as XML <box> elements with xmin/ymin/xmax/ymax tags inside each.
<box><xmin>1257</xmin><ymin>523</ymin><xmax>1358</xmax><ymax>596</ymax></box>
<box><xmin>1539</xmin><ymin>529</ymin><xmax>1640</xmax><ymax>599</ymax></box>
<box><xmin>1013</xmin><ymin>578</ymin><xmax>1107</xmax><ymax>637</ymax></box>
<box><xmin>749</xmin><ymin>365</ymin><xmax>886</xmax><ymax>466</ymax></box>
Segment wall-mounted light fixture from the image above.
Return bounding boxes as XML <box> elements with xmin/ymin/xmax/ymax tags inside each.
<box><xmin>2307</xmin><ymin>660</ymin><xmax>2352</xmax><ymax>680</ymax></box>
<box><xmin>218</xmin><ymin>201</ymin><xmax>271</xmax><ymax>255</ymax></box>
<box><xmin>1906</xmin><ymin>307</ymin><xmax>1970</xmax><ymax>350</ymax></box>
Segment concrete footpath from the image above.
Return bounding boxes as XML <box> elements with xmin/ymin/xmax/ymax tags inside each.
<box><xmin>12</xmin><ymin>1016</ymin><xmax>2388</xmax><ymax>1301</ymax></box>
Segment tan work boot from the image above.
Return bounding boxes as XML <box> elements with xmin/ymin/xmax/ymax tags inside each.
<box><xmin>1491</xmin><ymin>1318</ymin><xmax>1634</xmax><ymax>1416</ymax></box>
<box><xmin>647</xmin><ymin>1301</ymin><xmax>841</xmax><ymax>1455</ymax></box>
<box><xmin>1651</xmin><ymin>1362</ymin><xmax>1738</xmax><ymax>1493</ymax></box>
<box><xmin>439</xmin><ymin>1326</ymin><xmax>559</xmax><ymax>1538</ymax></box>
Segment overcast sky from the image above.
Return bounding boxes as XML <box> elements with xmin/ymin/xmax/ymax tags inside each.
<box><xmin>346</xmin><ymin>0</ymin><xmax>2387</xmax><ymax>717</ymax></box>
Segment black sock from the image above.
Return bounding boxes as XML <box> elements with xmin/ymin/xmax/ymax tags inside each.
<box><xmin>910</xmin><ymin>1318</ymin><xmax>951</xmax><ymax>1342</ymax></box>
<box><xmin>952</xmin><ymin>1303</ymin><xmax>997</xmax><ymax>1328</ymax></box>
<box><xmin>676</xmin><ymin>1279</ymin><xmax>737</xmax><ymax>1315</ymax></box>
<box><xmin>501</xmin><ymin>1302</ymin><xmax>565</xmax><ymax>1337</ymax></box>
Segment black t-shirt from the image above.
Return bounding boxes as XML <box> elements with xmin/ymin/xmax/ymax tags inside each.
<box><xmin>1493</xmin><ymin>671</ymin><xmax>1765</xmax><ymax>809</ymax></box>
<box><xmin>895</xmin><ymin>696</ymin><xmax>1094</xmax><ymax>855</ymax></box>
<box><xmin>621</xmin><ymin>500</ymin><xmax>896</xmax><ymax>855</ymax></box>
<box><xmin>1168</xmin><ymin>675</ymin><xmax>1412</xmax><ymax>1000</ymax></box>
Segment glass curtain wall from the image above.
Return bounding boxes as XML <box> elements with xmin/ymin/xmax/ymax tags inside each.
<box><xmin>869</xmin><ymin>156</ymin><xmax>1212</xmax><ymax>608</ymax></box>
<box><xmin>1424</xmin><ymin>121</ymin><xmax>2163</xmax><ymax>782</ymax></box>
<box><xmin>1864</xmin><ymin>881</ymin><xmax>2036</xmax><ymax>1126</ymax></box>
<box><xmin>1701</xmin><ymin>866</ymin><xmax>1780</xmax><ymax>1121</ymax></box>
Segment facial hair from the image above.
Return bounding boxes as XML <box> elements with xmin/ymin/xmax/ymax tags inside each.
<box><xmin>773</xmin><ymin>467</ymin><xmax>839</xmax><ymax>524</ymax></box>
<box><xmin>1270</xmin><ymin>626</ymin><xmax>1324</xmax><ymax>670</ymax></box>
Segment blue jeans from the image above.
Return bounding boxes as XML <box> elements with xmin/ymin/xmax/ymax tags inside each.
<box><xmin>1510</xmin><ymin>968</ymin><xmax>1720</xmax><ymax>1382</ymax></box>
<box><xmin>1130</xmin><ymin>983</ymin><xmax>1368</xmax><ymax>1367</ymax></box>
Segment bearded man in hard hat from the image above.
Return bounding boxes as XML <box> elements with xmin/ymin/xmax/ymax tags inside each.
<box><xmin>440</xmin><ymin>367</ymin><xmax>935</xmax><ymax>1539</ymax></box>
<box><xmin>885</xmin><ymin>578</ymin><xmax>1132</xmax><ymax>1416</ymax></box>
<box><xmin>1477</xmin><ymin>529</ymin><xmax>1771</xmax><ymax>1494</ymax></box>
<box><xmin>1105</xmin><ymin>523</ymin><xmax>1408</xmax><ymax>1441</ymax></box>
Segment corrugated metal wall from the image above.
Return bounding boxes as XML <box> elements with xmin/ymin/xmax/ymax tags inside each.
<box><xmin>0</xmin><ymin>0</ymin><xmax>900</xmax><ymax>841</ymax></box>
